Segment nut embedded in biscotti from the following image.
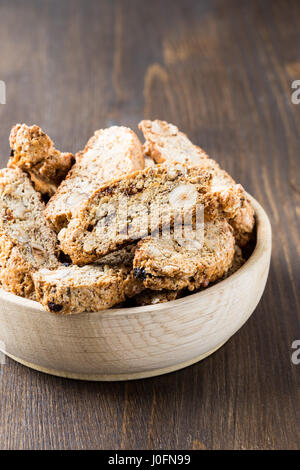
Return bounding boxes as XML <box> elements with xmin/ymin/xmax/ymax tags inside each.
<box><xmin>168</xmin><ymin>183</ymin><xmax>198</xmax><ymax>210</ymax></box>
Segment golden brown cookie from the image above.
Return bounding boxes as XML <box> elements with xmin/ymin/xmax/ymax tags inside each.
<box><xmin>0</xmin><ymin>168</ymin><xmax>59</xmax><ymax>298</ymax></box>
<box><xmin>45</xmin><ymin>126</ymin><xmax>144</xmax><ymax>231</ymax></box>
<box><xmin>57</xmin><ymin>162</ymin><xmax>222</xmax><ymax>265</ymax></box>
<box><xmin>139</xmin><ymin>119</ymin><xmax>208</xmax><ymax>164</ymax></box>
<box><xmin>139</xmin><ymin>120</ymin><xmax>255</xmax><ymax>245</ymax></box>
<box><xmin>133</xmin><ymin>219</ymin><xmax>235</xmax><ymax>291</ymax></box>
<box><xmin>8</xmin><ymin>123</ymin><xmax>74</xmax><ymax>197</ymax></box>
<box><xmin>33</xmin><ymin>263</ymin><xmax>143</xmax><ymax>314</ymax></box>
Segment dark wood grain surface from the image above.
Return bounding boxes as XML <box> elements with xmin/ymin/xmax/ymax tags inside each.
<box><xmin>0</xmin><ymin>0</ymin><xmax>299</xmax><ymax>450</ymax></box>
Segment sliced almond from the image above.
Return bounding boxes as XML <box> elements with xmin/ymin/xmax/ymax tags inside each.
<box><xmin>169</xmin><ymin>183</ymin><xmax>198</xmax><ymax>210</ymax></box>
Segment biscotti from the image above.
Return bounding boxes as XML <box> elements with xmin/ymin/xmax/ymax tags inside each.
<box><xmin>139</xmin><ymin>119</ymin><xmax>255</xmax><ymax>245</ymax></box>
<box><xmin>33</xmin><ymin>263</ymin><xmax>143</xmax><ymax>314</ymax></box>
<box><xmin>0</xmin><ymin>168</ymin><xmax>59</xmax><ymax>298</ymax></box>
<box><xmin>8</xmin><ymin>124</ymin><xmax>74</xmax><ymax>197</ymax></box>
<box><xmin>58</xmin><ymin>162</ymin><xmax>219</xmax><ymax>265</ymax></box>
<box><xmin>45</xmin><ymin>126</ymin><xmax>144</xmax><ymax>231</ymax></box>
<box><xmin>133</xmin><ymin>219</ymin><xmax>235</xmax><ymax>291</ymax></box>
<box><xmin>139</xmin><ymin>119</ymin><xmax>208</xmax><ymax>164</ymax></box>
<box><xmin>194</xmin><ymin>158</ymin><xmax>255</xmax><ymax>245</ymax></box>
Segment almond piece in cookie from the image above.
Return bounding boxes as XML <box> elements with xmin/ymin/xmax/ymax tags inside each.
<box><xmin>139</xmin><ymin>119</ymin><xmax>254</xmax><ymax>246</ymax></box>
<box><xmin>45</xmin><ymin>126</ymin><xmax>144</xmax><ymax>232</ymax></box>
<box><xmin>33</xmin><ymin>263</ymin><xmax>143</xmax><ymax>314</ymax></box>
<box><xmin>133</xmin><ymin>219</ymin><xmax>235</xmax><ymax>291</ymax></box>
<box><xmin>0</xmin><ymin>168</ymin><xmax>59</xmax><ymax>298</ymax></box>
<box><xmin>8</xmin><ymin>124</ymin><xmax>74</xmax><ymax>197</ymax></box>
<box><xmin>58</xmin><ymin>162</ymin><xmax>220</xmax><ymax>265</ymax></box>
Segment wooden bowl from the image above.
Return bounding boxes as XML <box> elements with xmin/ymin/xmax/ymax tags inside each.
<box><xmin>0</xmin><ymin>195</ymin><xmax>271</xmax><ymax>381</ymax></box>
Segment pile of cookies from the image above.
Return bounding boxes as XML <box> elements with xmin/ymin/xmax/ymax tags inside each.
<box><xmin>0</xmin><ymin>120</ymin><xmax>255</xmax><ymax>313</ymax></box>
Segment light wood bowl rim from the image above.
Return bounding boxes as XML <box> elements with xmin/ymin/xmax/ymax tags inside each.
<box><xmin>0</xmin><ymin>194</ymin><xmax>271</xmax><ymax>317</ymax></box>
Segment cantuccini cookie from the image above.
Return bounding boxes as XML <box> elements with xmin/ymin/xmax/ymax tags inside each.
<box><xmin>57</xmin><ymin>162</ymin><xmax>226</xmax><ymax>265</ymax></box>
<box><xmin>139</xmin><ymin>119</ymin><xmax>254</xmax><ymax>245</ymax></box>
<box><xmin>195</xmin><ymin>158</ymin><xmax>255</xmax><ymax>245</ymax></box>
<box><xmin>45</xmin><ymin>126</ymin><xmax>144</xmax><ymax>231</ymax></box>
<box><xmin>8</xmin><ymin>124</ymin><xmax>74</xmax><ymax>197</ymax></box>
<box><xmin>33</xmin><ymin>263</ymin><xmax>143</xmax><ymax>314</ymax></box>
<box><xmin>0</xmin><ymin>169</ymin><xmax>59</xmax><ymax>299</ymax></box>
<box><xmin>139</xmin><ymin>119</ymin><xmax>208</xmax><ymax>164</ymax></box>
<box><xmin>133</xmin><ymin>219</ymin><xmax>235</xmax><ymax>291</ymax></box>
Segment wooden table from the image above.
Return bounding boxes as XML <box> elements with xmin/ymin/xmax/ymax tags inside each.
<box><xmin>0</xmin><ymin>0</ymin><xmax>299</xmax><ymax>450</ymax></box>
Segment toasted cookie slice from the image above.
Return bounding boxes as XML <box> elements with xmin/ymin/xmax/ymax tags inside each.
<box><xmin>139</xmin><ymin>119</ymin><xmax>208</xmax><ymax>164</ymax></box>
<box><xmin>57</xmin><ymin>162</ymin><xmax>222</xmax><ymax>265</ymax></box>
<box><xmin>33</xmin><ymin>264</ymin><xmax>143</xmax><ymax>314</ymax></box>
<box><xmin>194</xmin><ymin>158</ymin><xmax>255</xmax><ymax>245</ymax></box>
<box><xmin>45</xmin><ymin>126</ymin><xmax>144</xmax><ymax>231</ymax></box>
<box><xmin>8</xmin><ymin>124</ymin><xmax>74</xmax><ymax>197</ymax></box>
<box><xmin>0</xmin><ymin>168</ymin><xmax>59</xmax><ymax>298</ymax></box>
<box><xmin>139</xmin><ymin>120</ymin><xmax>254</xmax><ymax>245</ymax></box>
<box><xmin>133</xmin><ymin>219</ymin><xmax>235</xmax><ymax>291</ymax></box>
